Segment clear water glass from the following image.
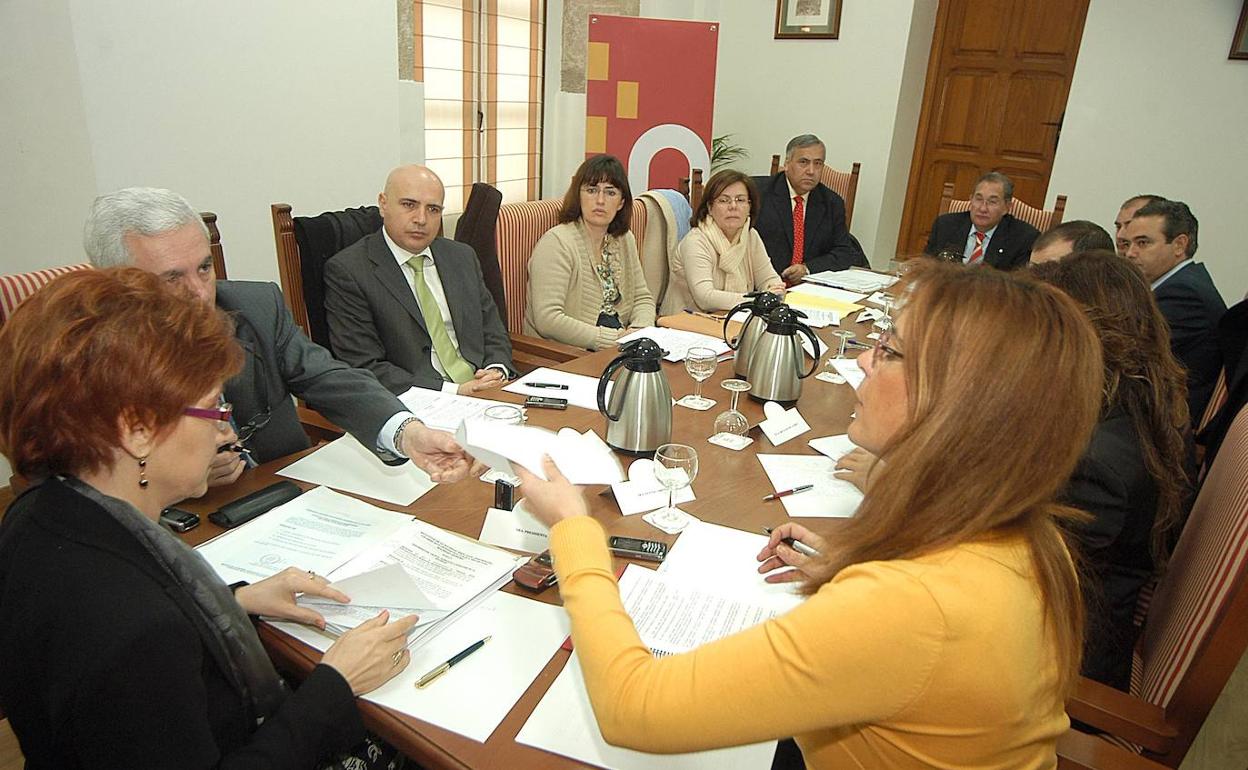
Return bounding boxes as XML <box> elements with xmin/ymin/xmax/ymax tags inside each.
<box><xmin>712</xmin><ymin>379</ymin><xmax>751</xmax><ymax>437</ymax></box>
<box><xmin>832</xmin><ymin>330</ymin><xmax>855</xmax><ymax>359</ymax></box>
<box><xmin>678</xmin><ymin>346</ymin><xmax>718</xmax><ymax>410</ymax></box>
<box><xmin>652</xmin><ymin>443</ymin><xmax>698</xmax><ymax>530</ymax></box>
<box><xmin>483</xmin><ymin>404</ymin><xmax>524</xmax><ymax>424</ymax></box>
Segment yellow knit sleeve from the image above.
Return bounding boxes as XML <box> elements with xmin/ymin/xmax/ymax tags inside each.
<box><xmin>547</xmin><ymin>516</ymin><xmax>950</xmax><ymax>754</ymax></box>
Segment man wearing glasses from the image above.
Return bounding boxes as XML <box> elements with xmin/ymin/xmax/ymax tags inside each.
<box><xmin>753</xmin><ymin>133</ymin><xmax>868</xmax><ymax>286</ymax></box>
<box><xmin>925</xmin><ymin>171</ymin><xmax>1039</xmax><ymax>270</ymax></box>
<box><xmin>84</xmin><ymin>187</ymin><xmax>476</xmax><ymax>488</ymax></box>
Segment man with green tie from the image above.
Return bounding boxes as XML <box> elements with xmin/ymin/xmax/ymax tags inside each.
<box><xmin>324</xmin><ymin>165</ymin><xmax>514</xmax><ymax>395</ymax></box>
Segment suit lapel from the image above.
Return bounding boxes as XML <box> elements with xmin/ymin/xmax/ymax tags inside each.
<box><xmin>369</xmin><ymin>234</ymin><xmax>429</xmax><ymax>335</ymax></box>
<box><xmin>769</xmin><ymin>174</ymin><xmax>795</xmax><ymax>251</ymax></box>
<box><xmin>431</xmin><ymin>239</ymin><xmax>474</xmax><ymax>345</ymax></box>
<box><xmin>804</xmin><ymin>187</ymin><xmax>827</xmax><ymax>253</ymax></box>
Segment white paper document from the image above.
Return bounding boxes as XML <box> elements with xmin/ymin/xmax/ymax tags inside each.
<box><xmin>478</xmin><ymin>503</ymin><xmax>550</xmax><ymax>553</ymax></box>
<box><xmin>618</xmin><ymin>326</ymin><xmax>732</xmax><ymax>362</ymax></box>
<box><xmin>808</xmin><ymin>433</ymin><xmax>860</xmax><ymax>462</ymax></box>
<box><xmin>828</xmin><ymin>358</ymin><xmax>865</xmax><ymax>389</ymax></box>
<box><xmin>297</xmin><ymin>562</ymin><xmax>448</xmax><ymax>635</ymax></box>
<box><xmin>803</xmin><ymin>267</ymin><xmax>897</xmax><ymax>293</ymax></box>
<box><xmin>516</xmin><ymin>653</ymin><xmax>777</xmax><ymax>770</ymax></box>
<box><xmin>792</xmin><ymin>308</ymin><xmax>840</xmax><ymax>328</ymax></box>
<box><xmin>504</xmin><ymin>367</ymin><xmax>608</xmax><ymax>411</ymax></box>
<box><xmin>276</xmin><ymin>591</ymin><xmax>570</xmax><ymax>744</ymax></box>
<box><xmin>397</xmin><ymin>386</ymin><xmax>522</xmax><ymax>433</ymax></box>
<box><xmin>278</xmin><ymin>433</ymin><xmax>436</xmax><ymax>506</ymax></box>
<box><xmin>757</xmin><ymin>453</ymin><xmax>863</xmax><ymax>518</ymax></box>
<box><xmin>611</xmin><ymin>458</ymin><xmax>696</xmax><ymax>515</ymax></box>
<box><xmin>659</xmin><ymin>520</ymin><xmax>803</xmax><ymax>610</ymax></box>
<box><xmin>456</xmin><ymin>420</ymin><xmax>624</xmax><ymax>485</ymax></box>
<box><xmin>197</xmin><ymin>486</ymin><xmax>414</xmax><ymax>584</ymax></box>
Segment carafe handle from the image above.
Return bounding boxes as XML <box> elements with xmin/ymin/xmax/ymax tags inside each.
<box><xmin>597</xmin><ymin>353</ymin><xmax>630</xmax><ymax>421</ymax></box>
<box><xmin>724</xmin><ymin>302</ymin><xmax>754</xmax><ymax>350</ymax></box>
<box><xmin>797</xmin><ymin>323</ymin><xmax>822</xmax><ymax>379</ymax></box>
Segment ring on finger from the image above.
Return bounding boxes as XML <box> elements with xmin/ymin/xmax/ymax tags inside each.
<box><xmin>392</xmin><ymin>651</ymin><xmax>403</xmax><ymax>665</ymax></box>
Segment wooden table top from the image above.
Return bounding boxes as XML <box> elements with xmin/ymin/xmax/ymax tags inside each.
<box><xmin>180</xmin><ymin>319</ymin><xmax>873</xmax><ymax>769</ymax></box>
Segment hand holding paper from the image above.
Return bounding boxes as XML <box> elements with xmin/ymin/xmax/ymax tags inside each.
<box><xmin>456</xmin><ymin>420</ymin><xmax>623</xmax><ymax>485</ymax></box>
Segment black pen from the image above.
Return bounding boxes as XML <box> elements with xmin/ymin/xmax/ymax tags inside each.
<box><xmin>415</xmin><ymin>636</ymin><xmax>492</xmax><ymax>688</ymax></box>
<box><xmin>762</xmin><ymin>526</ymin><xmax>820</xmax><ymax>557</ymax></box>
<box><xmin>528</xmin><ymin>383</ymin><xmax>569</xmax><ymax>390</ymax></box>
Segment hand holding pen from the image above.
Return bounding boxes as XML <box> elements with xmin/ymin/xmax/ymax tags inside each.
<box><xmin>756</xmin><ymin>523</ymin><xmax>827</xmax><ymax>584</ymax></box>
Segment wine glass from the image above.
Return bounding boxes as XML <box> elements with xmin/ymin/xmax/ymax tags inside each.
<box><xmin>831</xmin><ymin>330</ymin><xmax>855</xmax><ymax>359</ymax></box>
<box><xmin>677</xmin><ymin>346</ymin><xmax>717</xmax><ymax>410</ymax></box>
<box><xmin>712</xmin><ymin>379</ymin><xmax>751</xmax><ymax>437</ymax></box>
<box><xmin>873</xmin><ymin>293</ymin><xmax>896</xmax><ymax>334</ymax></box>
<box><xmin>651</xmin><ymin>443</ymin><xmax>698</xmax><ymax>530</ymax></box>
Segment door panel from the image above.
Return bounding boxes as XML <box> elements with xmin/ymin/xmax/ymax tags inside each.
<box><xmin>897</xmin><ymin>0</ymin><xmax>1090</xmax><ymax>257</ymax></box>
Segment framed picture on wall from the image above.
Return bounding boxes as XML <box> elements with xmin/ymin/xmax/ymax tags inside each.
<box><xmin>774</xmin><ymin>0</ymin><xmax>842</xmax><ymax>40</ymax></box>
<box><xmin>1232</xmin><ymin>1</ymin><xmax>1248</xmax><ymax>59</ymax></box>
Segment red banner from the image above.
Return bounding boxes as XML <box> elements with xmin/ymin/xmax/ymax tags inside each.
<box><xmin>585</xmin><ymin>15</ymin><xmax>718</xmax><ymax>192</ymax></box>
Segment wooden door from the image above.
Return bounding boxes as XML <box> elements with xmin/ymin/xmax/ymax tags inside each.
<box><xmin>896</xmin><ymin>0</ymin><xmax>1090</xmax><ymax>256</ymax></box>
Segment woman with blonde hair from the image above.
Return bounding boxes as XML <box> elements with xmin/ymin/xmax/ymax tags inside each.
<box><xmin>524</xmin><ymin>154</ymin><xmax>655</xmax><ymax>349</ymax></box>
<box><xmin>660</xmin><ymin>169</ymin><xmax>784</xmax><ymax>314</ymax></box>
<box><xmin>517</xmin><ymin>261</ymin><xmax>1103</xmax><ymax>768</ymax></box>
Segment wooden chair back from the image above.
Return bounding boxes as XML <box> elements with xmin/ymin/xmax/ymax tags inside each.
<box><xmin>769</xmin><ymin>154</ymin><xmax>862</xmax><ymax>228</ymax></box>
<box><xmin>939</xmin><ymin>182</ymin><xmax>1067</xmax><ymax>232</ymax></box>
<box><xmin>1067</xmin><ymin>401</ymin><xmax>1248</xmax><ymax>765</ymax></box>
<box><xmin>201</xmin><ymin>211</ymin><xmax>228</xmax><ymax>280</ymax></box>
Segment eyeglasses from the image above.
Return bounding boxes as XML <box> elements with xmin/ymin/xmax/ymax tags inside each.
<box><xmin>582</xmin><ymin>185</ymin><xmax>621</xmax><ymax>200</ymax></box>
<box><xmin>183</xmin><ymin>404</ymin><xmax>234</xmax><ymax>431</ymax></box>
<box><xmin>714</xmin><ymin>195</ymin><xmax>750</xmax><ymax>207</ymax></box>
<box><xmin>971</xmin><ymin>194</ymin><xmax>1004</xmax><ymax>207</ymax></box>
<box><xmin>872</xmin><ymin>331</ymin><xmax>904</xmax><ymax>365</ymax></box>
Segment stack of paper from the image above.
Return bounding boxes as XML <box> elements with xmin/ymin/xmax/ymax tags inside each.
<box><xmin>397</xmin><ymin>386</ymin><xmax>523</xmax><ymax>432</ymax></box>
<box><xmin>456</xmin><ymin>420</ymin><xmax>624</xmax><ymax>485</ymax></box>
<box><xmin>659</xmin><ymin>520</ymin><xmax>803</xmax><ymax>609</ymax></box>
<box><xmin>278</xmin><ymin>434</ymin><xmax>436</xmax><ymax>506</ymax></box>
<box><xmin>757</xmin><ymin>453</ymin><xmax>863</xmax><ymax>518</ymax></box>
<box><xmin>803</xmin><ymin>267</ymin><xmax>897</xmax><ymax>293</ymax></box>
<box><xmin>618</xmin><ymin>327</ymin><xmax>732</xmax><ymax>362</ymax></box>
<box><xmin>504</xmin><ymin>367</ymin><xmax>608</xmax><ymax>411</ymax></box>
<box><xmin>299</xmin><ymin>562</ymin><xmax>449</xmax><ymax>635</ymax></box>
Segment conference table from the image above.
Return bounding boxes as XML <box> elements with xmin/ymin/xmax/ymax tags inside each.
<box><xmin>179</xmin><ymin>313</ymin><xmax>874</xmax><ymax>770</ymax></box>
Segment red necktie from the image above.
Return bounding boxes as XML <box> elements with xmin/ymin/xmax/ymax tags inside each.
<box><xmin>968</xmin><ymin>231</ymin><xmax>986</xmax><ymax>264</ymax></box>
<box><xmin>791</xmin><ymin>196</ymin><xmax>805</xmax><ymax>266</ymax></box>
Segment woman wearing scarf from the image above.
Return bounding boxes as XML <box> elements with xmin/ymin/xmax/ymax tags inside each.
<box><xmin>661</xmin><ymin>169</ymin><xmax>784</xmax><ymax>315</ymax></box>
<box><xmin>0</xmin><ymin>268</ymin><xmax>417</xmax><ymax>769</ymax></box>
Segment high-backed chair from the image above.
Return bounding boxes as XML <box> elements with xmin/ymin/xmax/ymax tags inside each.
<box><xmin>939</xmin><ymin>182</ymin><xmax>1067</xmax><ymax>233</ymax></box>
<box><xmin>201</xmin><ymin>211</ymin><xmax>229</xmax><ymax>280</ymax></box>
<box><xmin>769</xmin><ymin>154</ymin><xmax>861</xmax><ymax>229</ymax></box>
<box><xmin>1064</xmin><ymin>401</ymin><xmax>1248</xmax><ymax>766</ymax></box>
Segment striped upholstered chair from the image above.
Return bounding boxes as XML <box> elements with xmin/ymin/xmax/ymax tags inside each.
<box><xmin>939</xmin><ymin>181</ymin><xmax>1067</xmax><ymax>233</ymax></box>
<box><xmin>1064</xmin><ymin>401</ymin><xmax>1248</xmax><ymax>766</ymax></box>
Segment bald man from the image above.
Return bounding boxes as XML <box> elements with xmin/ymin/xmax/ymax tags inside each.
<box><xmin>324</xmin><ymin>165</ymin><xmax>513</xmax><ymax>395</ymax></box>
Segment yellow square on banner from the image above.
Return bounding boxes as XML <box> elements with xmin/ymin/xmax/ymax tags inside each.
<box><xmin>587</xmin><ymin>42</ymin><xmax>610</xmax><ymax>81</ymax></box>
<box><xmin>586</xmin><ymin>116</ymin><xmax>607</xmax><ymax>153</ymax></box>
<box><xmin>616</xmin><ymin>81</ymin><xmax>638</xmax><ymax>119</ymax></box>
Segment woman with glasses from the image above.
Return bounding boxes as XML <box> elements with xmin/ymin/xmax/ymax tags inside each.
<box><xmin>0</xmin><ymin>268</ymin><xmax>417</xmax><ymax>769</ymax></box>
<box><xmin>516</xmin><ymin>261</ymin><xmax>1103</xmax><ymax>767</ymax></box>
<box><xmin>660</xmin><ymin>169</ymin><xmax>784</xmax><ymax>315</ymax></box>
<box><xmin>524</xmin><ymin>154</ymin><xmax>655</xmax><ymax>350</ymax></box>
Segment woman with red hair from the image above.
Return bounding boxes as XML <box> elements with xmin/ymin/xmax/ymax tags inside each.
<box><xmin>0</xmin><ymin>268</ymin><xmax>416</xmax><ymax>769</ymax></box>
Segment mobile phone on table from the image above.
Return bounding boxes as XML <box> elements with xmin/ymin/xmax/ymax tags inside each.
<box><xmin>524</xmin><ymin>395</ymin><xmax>568</xmax><ymax>410</ymax></box>
<box><xmin>608</xmin><ymin>536</ymin><xmax>668</xmax><ymax>562</ymax></box>
<box><xmin>159</xmin><ymin>507</ymin><xmax>200</xmax><ymax>533</ymax></box>
<box><xmin>513</xmin><ymin>550</ymin><xmax>557</xmax><ymax>590</ymax></box>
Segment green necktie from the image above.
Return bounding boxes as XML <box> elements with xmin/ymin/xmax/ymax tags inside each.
<box><xmin>408</xmin><ymin>255</ymin><xmax>475</xmax><ymax>384</ymax></box>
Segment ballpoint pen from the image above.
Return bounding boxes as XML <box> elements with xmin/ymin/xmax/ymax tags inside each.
<box><xmin>415</xmin><ymin>636</ymin><xmax>492</xmax><ymax>688</ymax></box>
<box><xmin>762</xmin><ymin>526</ymin><xmax>820</xmax><ymax>558</ymax></box>
<box><xmin>528</xmin><ymin>383</ymin><xmax>569</xmax><ymax>390</ymax></box>
<box><xmin>762</xmin><ymin>484</ymin><xmax>814</xmax><ymax>501</ymax></box>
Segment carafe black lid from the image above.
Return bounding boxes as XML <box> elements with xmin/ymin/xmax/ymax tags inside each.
<box><xmin>618</xmin><ymin>337</ymin><xmax>666</xmax><ymax>371</ymax></box>
<box><xmin>746</xmin><ymin>290</ymin><xmax>785</xmax><ymax>312</ymax></box>
<box><xmin>764</xmin><ymin>305</ymin><xmax>809</xmax><ymax>334</ymax></box>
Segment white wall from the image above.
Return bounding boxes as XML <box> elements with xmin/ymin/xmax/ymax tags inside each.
<box><xmin>541</xmin><ymin>0</ymin><xmax>935</xmax><ymax>266</ymax></box>
<box><xmin>1049</xmin><ymin>0</ymin><xmax>1248</xmax><ymax>303</ymax></box>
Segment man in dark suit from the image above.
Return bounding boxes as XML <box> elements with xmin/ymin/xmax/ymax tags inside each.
<box><xmin>84</xmin><ymin>187</ymin><xmax>474</xmax><ymax>486</ymax></box>
<box><xmin>754</xmin><ymin>134</ymin><xmax>868</xmax><ymax>285</ymax></box>
<box><xmin>323</xmin><ymin>165</ymin><xmax>513</xmax><ymax>396</ymax></box>
<box><xmin>925</xmin><ymin>172</ymin><xmax>1039</xmax><ymax>270</ymax></box>
<box><xmin>1122</xmin><ymin>199</ymin><xmax>1227</xmax><ymax>424</ymax></box>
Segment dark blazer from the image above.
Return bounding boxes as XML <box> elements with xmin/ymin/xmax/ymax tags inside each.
<box><xmin>924</xmin><ymin>212</ymin><xmax>1039</xmax><ymax>271</ymax></box>
<box><xmin>323</xmin><ymin>231</ymin><xmax>513</xmax><ymax>394</ymax></box>
<box><xmin>0</xmin><ymin>477</ymin><xmax>363</xmax><ymax>769</ymax></box>
<box><xmin>753</xmin><ymin>172</ymin><xmax>868</xmax><ymax>275</ymax></box>
<box><xmin>1154</xmin><ymin>261</ymin><xmax>1227</xmax><ymax>426</ymax></box>
<box><xmin>1198</xmin><ymin>298</ymin><xmax>1248</xmax><ymax>470</ymax></box>
<box><xmin>217</xmin><ymin>280</ymin><xmax>406</xmax><ymax>464</ymax></box>
<box><xmin>1061</xmin><ymin>412</ymin><xmax>1158</xmax><ymax>692</ymax></box>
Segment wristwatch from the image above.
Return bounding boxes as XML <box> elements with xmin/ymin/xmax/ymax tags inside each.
<box><xmin>393</xmin><ymin>415</ymin><xmax>421</xmax><ymax>458</ymax></box>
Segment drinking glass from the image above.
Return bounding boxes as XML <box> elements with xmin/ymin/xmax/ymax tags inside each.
<box><xmin>832</xmin><ymin>330</ymin><xmax>855</xmax><ymax>359</ymax></box>
<box><xmin>677</xmin><ymin>346</ymin><xmax>717</xmax><ymax>410</ymax></box>
<box><xmin>483</xmin><ymin>404</ymin><xmax>524</xmax><ymax>425</ymax></box>
<box><xmin>873</xmin><ymin>293</ymin><xmax>896</xmax><ymax>334</ymax></box>
<box><xmin>712</xmin><ymin>379</ymin><xmax>751</xmax><ymax>437</ymax></box>
<box><xmin>651</xmin><ymin>443</ymin><xmax>698</xmax><ymax>530</ymax></box>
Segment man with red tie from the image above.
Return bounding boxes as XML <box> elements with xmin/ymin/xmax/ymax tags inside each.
<box><xmin>925</xmin><ymin>171</ymin><xmax>1039</xmax><ymax>271</ymax></box>
<box><xmin>754</xmin><ymin>134</ymin><xmax>868</xmax><ymax>286</ymax></box>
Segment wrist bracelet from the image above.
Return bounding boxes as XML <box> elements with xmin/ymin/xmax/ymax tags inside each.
<box><xmin>393</xmin><ymin>416</ymin><xmax>421</xmax><ymax>458</ymax></box>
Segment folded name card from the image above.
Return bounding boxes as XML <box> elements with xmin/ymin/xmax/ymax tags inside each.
<box><xmin>611</xmin><ymin>458</ymin><xmax>696</xmax><ymax>515</ymax></box>
<box><xmin>758</xmin><ymin>401</ymin><xmax>811</xmax><ymax>446</ymax></box>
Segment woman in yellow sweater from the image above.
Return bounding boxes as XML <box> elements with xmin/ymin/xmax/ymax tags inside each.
<box><xmin>517</xmin><ymin>261</ymin><xmax>1103</xmax><ymax>768</ymax></box>
<box><xmin>523</xmin><ymin>154</ymin><xmax>655</xmax><ymax>350</ymax></box>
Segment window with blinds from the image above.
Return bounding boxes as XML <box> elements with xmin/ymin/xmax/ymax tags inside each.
<box><xmin>413</xmin><ymin>0</ymin><xmax>544</xmax><ymax>213</ymax></box>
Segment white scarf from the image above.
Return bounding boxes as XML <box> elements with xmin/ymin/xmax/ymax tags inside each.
<box><xmin>697</xmin><ymin>217</ymin><xmax>752</xmax><ymax>294</ymax></box>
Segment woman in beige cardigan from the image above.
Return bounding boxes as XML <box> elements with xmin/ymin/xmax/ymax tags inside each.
<box><xmin>660</xmin><ymin>169</ymin><xmax>784</xmax><ymax>315</ymax></box>
<box><xmin>524</xmin><ymin>155</ymin><xmax>655</xmax><ymax>350</ymax></box>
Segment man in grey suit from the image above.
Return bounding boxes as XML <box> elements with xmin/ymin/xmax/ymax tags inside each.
<box><xmin>84</xmin><ymin>187</ymin><xmax>475</xmax><ymax>488</ymax></box>
<box><xmin>324</xmin><ymin>165</ymin><xmax>513</xmax><ymax>395</ymax></box>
